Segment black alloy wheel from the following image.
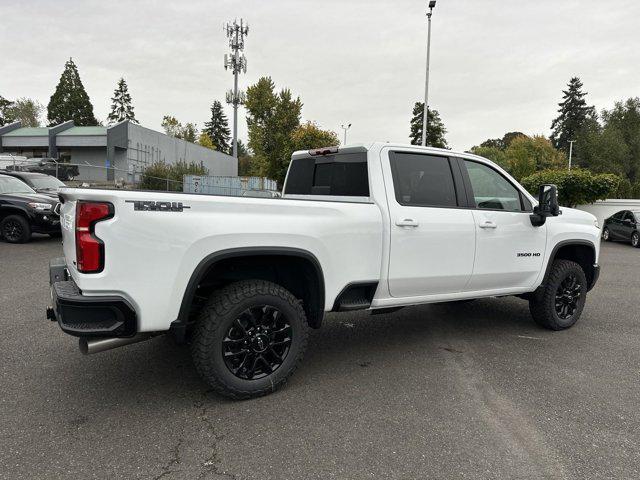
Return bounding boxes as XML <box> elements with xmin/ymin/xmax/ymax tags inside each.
<box><xmin>222</xmin><ymin>305</ymin><xmax>292</xmax><ymax>380</ymax></box>
<box><xmin>1</xmin><ymin>215</ymin><xmax>31</xmax><ymax>243</ymax></box>
<box><xmin>191</xmin><ymin>280</ymin><xmax>310</xmax><ymax>399</ymax></box>
<box><xmin>529</xmin><ymin>259</ymin><xmax>587</xmax><ymax>330</ymax></box>
<box><xmin>554</xmin><ymin>273</ymin><xmax>582</xmax><ymax>320</ymax></box>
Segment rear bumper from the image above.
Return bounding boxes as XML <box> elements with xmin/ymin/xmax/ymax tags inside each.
<box><xmin>48</xmin><ymin>257</ymin><xmax>137</xmax><ymax>337</ymax></box>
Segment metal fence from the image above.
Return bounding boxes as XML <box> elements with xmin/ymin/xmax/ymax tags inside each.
<box><xmin>183</xmin><ymin>175</ymin><xmax>277</xmax><ymax>196</ymax></box>
<box><xmin>2</xmin><ymin>158</ymin><xmax>278</xmax><ymax>195</ymax></box>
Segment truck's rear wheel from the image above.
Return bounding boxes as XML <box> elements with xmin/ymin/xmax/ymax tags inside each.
<box><xmin>191</xmin><ymin>280</ymin><xmax>309</xmax><ymax>399</ymax></box>
<box><xmin>529</xmin><ymin>260</ymin><xmax>587</xmax><ymax>330</ymax></box>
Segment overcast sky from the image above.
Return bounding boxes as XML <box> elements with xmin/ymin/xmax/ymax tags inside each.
<box><xmin>2</xmin><ymin>0</ymin><xmax>639</xmax><ymax>151</ymax></box>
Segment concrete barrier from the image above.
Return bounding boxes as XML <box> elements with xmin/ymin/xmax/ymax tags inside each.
<box><xmin>575</xmin><ymin>199</ymin><xmax>640</xmax><ymax>226</ymax></box>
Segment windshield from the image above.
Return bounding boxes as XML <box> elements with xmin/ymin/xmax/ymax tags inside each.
<box><xmin>29</xmin><ymin>176</ymin><xmax>65</xmax><ymax>190</ymax></box>
<box><xmin>0</xmin><ymin>176</ymin><xmax>37</xmax><ymax>195</ymax></box>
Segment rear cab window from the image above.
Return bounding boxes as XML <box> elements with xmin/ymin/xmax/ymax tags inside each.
<box><xmin>284</xmin><ymin>147</ymin><xmax>369</xmax><ymax>198</ymax></box>
<box><xmin>388</xmin><ymin>151</ymin><xmax>458</xmax><ymax>207</ymax></box>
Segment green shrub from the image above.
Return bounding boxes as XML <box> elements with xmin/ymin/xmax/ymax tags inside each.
<box><xmin>616</xmin><ymin>177</ymin><xmax>632</xmax><ymax>198</ymax></box>
<box><xmin>139</xmin><ymin>160</ymin><xmax>208</xmax><ymax>191</ymax></box>
<box><xmin>520</xmin><ymin>168</ymin><xmax>620</xmax><ymax>207</ymax></box>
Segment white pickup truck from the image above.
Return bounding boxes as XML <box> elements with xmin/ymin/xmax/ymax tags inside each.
<box><xmin>48</xmin><ymin>143</ymin><xmax>601</xmax><ymax>399</ymax></box>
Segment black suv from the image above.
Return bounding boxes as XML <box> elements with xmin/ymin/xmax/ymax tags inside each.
<box><xmin>602</xmin><ymin>210</ymin><xmax>640</xmax><ymax>248</ymax></box>
<box><xmin>1</xmin><ymin>171</ymin><xmax>65</xmax><ymax>200</ymax></box>
<box><xmin>0</xmin><ymin>174</ymin><xmax>61</xmax><ymax>243</ymax></box>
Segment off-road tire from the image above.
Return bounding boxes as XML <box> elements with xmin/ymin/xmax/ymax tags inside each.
<box><xmin>529</xmin><ymin>259</ymin><xmax>587</xmax><ymax>330</ymax></box>
<box><xmin>0</xmin><ymin>215</ymin><xmax>31</xmax><ymax>243</ymax></box>
<box><xmin>191</xmin><ymin>280</ymin><xmax>310</xmax><ymax>399</ymax></box>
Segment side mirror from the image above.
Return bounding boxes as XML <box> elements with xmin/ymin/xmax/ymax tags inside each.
<box><xmin>530</xmin><ymin>184</ymin><xmax>560</xmax><ymax>227</ymax></box>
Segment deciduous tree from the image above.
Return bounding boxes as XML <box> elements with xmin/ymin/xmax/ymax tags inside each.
<box><xmin>245</xmin><ymin>77</ymin><xmax>302</xmax><ymax>185</ymax></box>
<box><xmin>4</xmin><ymin>97</ymin><xmax>43</xmax><ymax>127</ymax></box>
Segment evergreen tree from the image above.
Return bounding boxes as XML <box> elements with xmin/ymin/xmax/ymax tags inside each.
<box><xmin>236</xmin><ymin>139</ymin><xmax>248</xmax><ymax>157</ymax></box>
<box><xmin>409</xmin><ymin>102</ymin><xmax>448</xmax><ymax>148</ymax></box>
<box><xmin>203</xmin><ymin>101</ymin><xmax>230</xmax><ymax>154</ymax></box>
<box><xmin>47</xmin><ymin>58</ymin><xmax>98</xmax><ymax>126</ymax></box>
<box><xmin>108</xmin><ymin>77</ymin><xmax>137</xmax><ymax>124</ymax></box>
<box><xmin>550</xmin><ymin>77</ymin><xmax>596</xmax><ymax>153</ymax></box>
<box><xmin>0</xmin><ymin>96</ymin><xmax>14</xmax><ymax>126</ymax></box>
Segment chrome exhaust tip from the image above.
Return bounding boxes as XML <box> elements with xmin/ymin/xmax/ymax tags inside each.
<box><xmin>79</xmin><ymin>334</ymin><xmax>154</xmax><ymax>355</ymax></box>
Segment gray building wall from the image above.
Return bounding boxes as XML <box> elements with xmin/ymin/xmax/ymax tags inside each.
<box><xmin>70</xmin><ymin>148</ymin><xmax>110</xmax><ymax>181</ymax></box>
<box><xmin>126</xmin><ymin>123</ymin><xmax>237</xmax><ymax>176</ymax></box>
<box><xmin>1</xmin><ymin>120</ymin><xmax>237</xmax><ymax>183</ymax></box>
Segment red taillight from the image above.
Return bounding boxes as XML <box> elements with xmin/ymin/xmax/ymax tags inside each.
<box><xmin>76</xmin><ymin>201</ymin><xmax>113</xmax><ymax>273</ymax></box>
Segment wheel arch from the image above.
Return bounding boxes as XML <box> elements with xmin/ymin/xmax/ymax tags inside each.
<box><xmin>176</xmin><ymin>247</ymin><xmax>326</xmax><ymax>331</ymax></box>
<box><xmin>0</xmin><ymin>204</ymin><xmax>30</xmax><ymax>222</ymax></box>
<box><xmin>543</xmin><ymin>240</ymin><xmax>597</xmax><ymax>291</ymax></box>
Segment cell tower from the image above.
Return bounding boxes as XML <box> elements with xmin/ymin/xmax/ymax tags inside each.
<box><xmin>224</xmin><ymin>19</ymin><xmax>249</xmax><ymax>159</ymax></box>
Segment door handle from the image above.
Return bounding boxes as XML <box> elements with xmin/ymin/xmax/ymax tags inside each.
<box><xmin>396</xmin><ymin>218</ymin><xmax>419</xmax><ymax>228</ymax></box>
<box><xmin>479</xmin><ymin>220</ymin><xmax>497</xmax><ymax>229</ymax></box>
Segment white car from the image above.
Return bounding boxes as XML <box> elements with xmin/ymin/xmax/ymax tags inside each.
<box><xmin>47</xmin><ymin>143</ymin><xmax>601</xmax><ymax>399</ymax></box>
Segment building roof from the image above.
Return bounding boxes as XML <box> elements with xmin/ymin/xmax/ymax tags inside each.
<box><xmin>57</xmin><ymin>126</ymin><xmax>107</xmax><ymax>136</ymax></box>
<box><xmin>3</xmin><ymin>127</ymin><xmax>49</xmax><ymax>136</ymax></box>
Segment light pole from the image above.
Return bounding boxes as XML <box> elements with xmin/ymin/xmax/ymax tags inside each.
<box><xmin>341</xmin><ymin>123</ymin><xmax>351</xmax><ymax>145</ymax></box>
<box><xmin>568</xmin><ymin>140</ymin><xmax>575</xmax><ymax>170</ymax></box>
<box><xmin>224</xmin><ymin>19</ymin><xmax>249</xmax><ymax>159</ymax></box>
<box><xmin>421</xmin><ymin>0</ymin><xmax>436</xmax><ymax>147</ymax></box>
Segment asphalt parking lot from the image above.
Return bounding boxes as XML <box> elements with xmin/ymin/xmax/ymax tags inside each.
<box><xmin>1</xmin><ymin>237</ymin><xmax>639</xmax><ymax>479</ymax></box>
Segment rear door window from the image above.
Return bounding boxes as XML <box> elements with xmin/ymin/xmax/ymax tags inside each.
<box><xmin>388</xmin><ymin>152</ymin><xmax>457</xmax><ymax>207</ymax></box>
<box><xmin>285</xmin><ymin>152</ymin><xmax>369</xmax><ymax>196</ymax></box>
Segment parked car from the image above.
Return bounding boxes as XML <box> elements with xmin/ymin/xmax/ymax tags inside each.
<box><xmin>0</xmin><ymin>156</ymin><xmax>37</xmax><ymax>171</ymax></box>
<box><xmin>47</xmin><ymin>143</ymin><xmax>601</xmax><ymax>399</ymax></box>
<box><xmin>2</xmin><ymin>171</ymin><xmax>65</xmax><ymax>200</ymax></box>
<box><xmin>6</xmin><ymin>158</ymin><xmax>79</xmax><ymax>181</ymax></box>
<box><xmin>0</xmin><ymin>174</ymin><xmax>61</xmax><ymax>243</ymax></box>
<box><xmin>602</xmin><ymin>210</ymin><xmax>640</xmax><ymax>247</ymax></box>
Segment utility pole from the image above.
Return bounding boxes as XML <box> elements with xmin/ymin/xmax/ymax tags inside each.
<box><xmin>224</xmin><ymin>19</ymin><xmax>249</xmax><ymax>159</ymax></box>
<box><xmin>568</xmin><ymin>140</ymin><xmax>575</xmax><ymax>170</ymax></box>
<box><xmin>421</xmin><ymin>1</ymin><xmax>436</xmax><ymax>146</ymax></box>
<box><xmin>341</xmin><ymin>123</ymin><xmax>351</xmax><ymax>145</ymax></box>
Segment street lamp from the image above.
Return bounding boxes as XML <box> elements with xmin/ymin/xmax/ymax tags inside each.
<box><xmin>341</xmin><ymin>123</ymin><xmax>352</xmax><ymax>145</ymax></box>
<box><xmin>421</xmin><ymin>0</ymin><xmax>436</xmax><ymax>147</ymax></box>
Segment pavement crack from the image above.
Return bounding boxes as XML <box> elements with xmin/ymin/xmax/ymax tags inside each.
<box><xmin>152</xmin><ymin>433</ymin><xmax>184</xmax><ymax>480</ymax></box>
<box><xmin>194</xmin><ymin>394</ymin><xmax>240</xmax><ymax>480</ymax></box>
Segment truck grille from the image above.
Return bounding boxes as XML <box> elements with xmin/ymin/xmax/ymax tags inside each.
<box><xmin>53</xmin><ymin>203</ymin><xmax>61</xmax><ymax>215</ymax></box>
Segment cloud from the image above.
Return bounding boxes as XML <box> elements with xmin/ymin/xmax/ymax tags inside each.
<box><xmin>2</xmin><ymin>0</ymin><xmax>638</xmax><ymax>150</ymax></box>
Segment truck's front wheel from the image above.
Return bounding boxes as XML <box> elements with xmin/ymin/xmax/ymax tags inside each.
<box><xmin>529</xmin><ymin>260</ymin><xmax>587</xmax><ymax>330</ymax></box>
<box><xmin>191</xmin><ymin>280</ymin><xmax>309</xmax><ymax>399</ymax></box>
